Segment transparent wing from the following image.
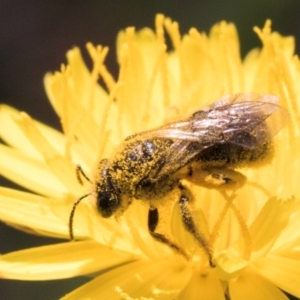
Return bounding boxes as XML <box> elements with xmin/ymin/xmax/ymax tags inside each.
<box><xmin>134</xmin><ymin>93</ymin><xmax>289</xmax><ymax>148</ymax></box>
<box><xmin>128</xmin><ymin>93</ymin><xmax>289</xmax><ymax>179</ymax></box>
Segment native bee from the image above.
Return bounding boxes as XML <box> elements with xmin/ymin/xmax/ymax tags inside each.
<box><xmin>69</xmin><ymin>93</ymin><xmax>289</xmax><ymax>267</ymax></box>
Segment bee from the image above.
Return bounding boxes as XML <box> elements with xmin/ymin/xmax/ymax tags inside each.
<box><xmin>69</xmin><ymin>93</ymin><xmax>289</xmax><ymax>267</ymax></box>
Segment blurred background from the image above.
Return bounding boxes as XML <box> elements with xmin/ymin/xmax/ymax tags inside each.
<box><xmin>0</xmin><ymin>0</ymin><xmax>299</xmax><ymax>299</ymax></box>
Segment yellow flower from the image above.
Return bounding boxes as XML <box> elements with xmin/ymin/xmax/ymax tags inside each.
<box><xmin>0</xmin><ymin>14</ymin><xmax>300</xmax><ymax>299</ymax></box>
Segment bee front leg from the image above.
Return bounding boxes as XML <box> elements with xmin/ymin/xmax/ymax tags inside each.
<box><xmin>178</xmin><ymin>184</ymin><xmax>215</xmax><ymax>267</ymax></box>
<box><xmin>148</xmin><ymin>207</ymin><xmax>189</xmax><ymax>260</ymax></box>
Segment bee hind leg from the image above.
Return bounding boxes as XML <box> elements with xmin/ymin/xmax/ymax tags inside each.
<box><xmin>148</xmin><ymin>206</ymin><xmax>189</xmax><ymax>260</ymax></box>
<box><xmin>178</xmin><ymin>184</ymin><xmax>215</xmax><ymax>267</ymax></box>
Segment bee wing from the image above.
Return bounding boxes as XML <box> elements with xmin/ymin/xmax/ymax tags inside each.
<box><xmin>210</xmin><ymin>93</ymin><xmax>290</xmax><ymax>143</ymax></box>
<box><xmin>129</xmin><ymin>94</ymin><xmax>289</xmax><ymax>179</ymax></box>
<box><xmin>142</xmin><ymin>94</ymin><xmax>289</xmax><ymax>149</ymax></box>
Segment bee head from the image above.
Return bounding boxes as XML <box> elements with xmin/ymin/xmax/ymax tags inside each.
<box><xmin>97</xmin><ymin>190</ymin><xmax>120</xmax><ymax>217</ymax></box>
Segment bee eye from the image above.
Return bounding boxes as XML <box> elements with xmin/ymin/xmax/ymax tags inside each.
<box><xmin>142</xmin><ymin>141</ymin><xmax>155</xmax><ymax>157</ymax></box>
<box><xmin>97</xmin><ymin>191</ymin><xmax>119</xmax><ymax>218</ymax></box>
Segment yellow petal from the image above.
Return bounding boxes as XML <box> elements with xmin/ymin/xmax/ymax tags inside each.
<box><xmin>0</xmin><ymin>105</ymin><xmax>66</xmax><ymax>157</ymax></box>
<box><xmin>0</xmin><ymin>240</ymin><xmax>134</xmax><ymax>280</ymax></box>
<box><xmin>272</xmin><ymin>210</ymin><xmax>300</xmax><ymax>255</ymax></box>
<box><xmin>13</xmin><ymin>112</ymin><xmax>81</xmax><ymax>195</ymax></box>
<box><xmin>62</xmin><ymin>259</ymin><xmax>191</xmax><ymax>300</ymax></box>
<box><xmin>215</xmin><ymin>250</ymin><xmax>248</xmax><ymax>281</ymax></box>
<box><xmin>250</xmin><ymin>197</ymin><xmax>300</xmax><ymax>256</ymax></box>
<box><xmin>0</xmin><ymin>145</ymin><xmax>67</xmax><ymax>197</ymax></box>
<box><xmin>0</xmin><ymin>187</ymin><xmax>67</xmax><ymax>237</ymax></box>
<box><xmin>229</xmin><ymin>266</ymin><xmax>288</xmax><ymax>300</ymax></box>
<box><xmin>178</xmin><ymin>269</ymin><xmax>225</xmax><ymax>300</ymax></box>
<box><xmin>0</xmin><ymin>105</ymin><xmax>42</xmax><ymax>159</ymax></box>
<box><xmin>45</xmin><ymin>47</ymin><xmax>109</xmax><ymax>117</ymax></box>
<box><xmin>44</xmin><ymin>47</ymin><xmax>120</xmax><ymax>165</ymax></box>
<box><xmin>254</xmin><ymin>254</ymin><xmax>300</xmax><ymax>298</ymax></box>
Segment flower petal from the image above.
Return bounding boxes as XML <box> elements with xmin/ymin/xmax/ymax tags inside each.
<box><xmin>249</xmin><ymin>197</ymin><xmax>299</xmax><ymax>256</ymax></box>
<box><xmin>44</xmin><ymin>48</ymin><xmax>120</xmax><ymax>166</ymax></box>
<box><xmin>272</xmin><ymin>209</ymin><xmax>300</xmax><ymax>254</ymax></box>
<box><xmin>62</xmin><ymin>259</ymin><xmax>191</xmax><ymax>300</ymax></box>
<box><xmin>208</xmin><ymin>22</ymin><xmax>243</xmax><ymax>94</ymax></box>
<box><xmin>44</xmin><ymin>47</ymin><xmax>109</xmax><ymax>118</ymax></box>
<box><xmin>0</xmin><ymin>105</ymin><xmax>42</xmax><ymax>159</ymax></box>
<box><xmin>254</xmin><ymin>254</ymin><xmax>300</xmax><ymax>298</ymax></box>
<box><xmin>178</xmin><ymin>269</ymin><xmax>225</xmax><ymax>300</ymax></box>
<box><xmin>0</xmin><ymin>105</ymin><xmax>66</xmax><ymax>158</ymax></box>
<box><xmin>229</xmin><ymin>266</ymin><xmax>288</xmax><ymax>300</ymax></box>
<box><xmin>13</xmin><ymin>112</ymin><xmax>81</xmax><ymax>195</ymax></box>
<box><xmin>0</xmin><ymin>240</ymin><xmax>134</xmax><ymax>280</ymax></box>
<box><xmin>0</xmin><ymin>144</ymin><xmax>67</xmax><ymax>197</ymax></box>
<box><xmin>53</xmin><ymin>198</ymin><xmax>146</xmax><ymax>257</ymax></box>
<box><xmin>0</xmin><ymin>187</ymin><xmax>67</xmax><ymax>237</ymax></box>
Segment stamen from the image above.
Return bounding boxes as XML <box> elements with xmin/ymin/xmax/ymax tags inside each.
<box><xmin>164</xmin><ymin>17</ymin><xmax>181</xmax><ymax>50</ymax></box>
<box><xmin>247</xmin><ymin>181</ymin><xmax>272</xmax><ymax>198</ymax></box>
<box><xmin>155</xmin><ymin>14</ymin><xmax>170</xmax><ymax>108</ymax></box>
<box><xmin>96</xmin><ymin>83</ymin><xmax>119</xmax><ymax>160</ymax></box>
<box><xmin>210</xmin><ymin>192</ymin><xmax>252</xmax><ymax>261</ymax></box>
<box><xmin>59</xmin><ymin>65</ymin><xmax>87</xmax><ymax>162</ymax></box>
<box><xmin>86</xmin><ymin>43</ymin><xmax>116</xmax><ymax>93</ymax></box>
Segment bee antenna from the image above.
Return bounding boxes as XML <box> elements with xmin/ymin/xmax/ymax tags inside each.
<box><xmin>69</xmin><ymin>193</ymin><xmax>91</xmax><ymax>241</ymax></box>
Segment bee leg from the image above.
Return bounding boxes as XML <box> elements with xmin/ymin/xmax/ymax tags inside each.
<box><xmin>178</xmin><ymin>184</ymin><xmax>215</xmax><ymax>267</ymax></box>
<box><xmin>148</xmin><ymin>207</ymin><xmax>189</xmax><ymax>260</ymax></box>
